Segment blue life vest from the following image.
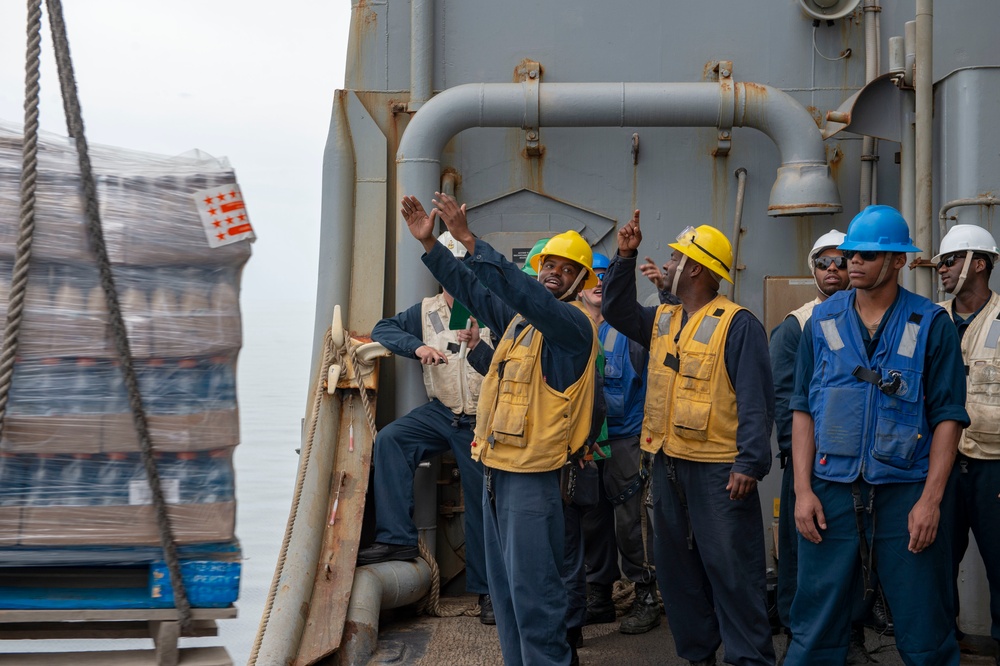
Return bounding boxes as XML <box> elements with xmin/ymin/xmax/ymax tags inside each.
<box><xmin>599</xmin><ymin>321</ymin><xmax>646</xmax><ymax>438</ymax></box>
<box><xmin>808</xmin><ymin>289</ymin><xmax>943</xmax><ymax>484</ymax></box>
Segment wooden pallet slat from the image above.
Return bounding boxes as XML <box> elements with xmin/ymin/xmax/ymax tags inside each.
<box><xmin>0</xmin><ymin>646</ymin><xmax>232</xmax><ymax>665</ymax></box>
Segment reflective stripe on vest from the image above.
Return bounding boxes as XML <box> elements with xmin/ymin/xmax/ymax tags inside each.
<box><xmin>641</xmin><ymin>295</ymin><xmax>742</xmax><ymax>461</ymax></box>
<box><xmin>600</xmin><ymin>322</ymin><xmax>645</xmax><ymax>438</ymax></box>
<box><xmin>809</xmin><ymin>289</ymin><xmax>939</xmax><ymax>483</ymax></box>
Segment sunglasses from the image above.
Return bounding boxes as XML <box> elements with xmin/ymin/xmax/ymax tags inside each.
<box><xmin>842</xmin><ymin>250</ymin><xmax>882</xmax><ymax>262</ymax></box>
<box><xmin>814</xmin><ymin>256</ymin><xmax>848</xmax><ymax>271</ymax></box>
<box><xmin>936</xmin><ymin>255</ymin><xmax>961</xmax><ymax>269</ymax></box>
<box><xmin>595</xmin><ymin>271</ymin><xmax>606</xmax><ymax>282</ymax></box>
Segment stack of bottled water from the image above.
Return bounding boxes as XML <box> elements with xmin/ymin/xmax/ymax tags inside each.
<box><xmin>0</xmin><ymin>449</ymin><xmax>235</xmax><ymax>509</ymax></box>
<box><xmin>0</xmin><ymin>121</ymin><xmax>248</xmax><ymax>556</ymax></box>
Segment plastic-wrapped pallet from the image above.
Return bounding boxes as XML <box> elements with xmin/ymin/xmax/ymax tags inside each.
<box><xmin>0</xmin><ymin>121</ymin><xmax>250</xmax><ymax>560</ymax></box>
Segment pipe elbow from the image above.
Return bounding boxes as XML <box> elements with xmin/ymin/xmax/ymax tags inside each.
<box><xmin>736</xmin><ymin>83</ymin><xmax>842</xmax><ymax>216</ymax></box>
<box><xmin>397</xmin><ymin>83</ymin><xmax>525</xmax><ymax>165</ymax></box>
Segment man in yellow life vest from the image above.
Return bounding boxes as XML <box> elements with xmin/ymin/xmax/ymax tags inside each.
<box><xmin>602</xmin><ymin>211</ymin><xmax>776</xmax><ymax>666</ymax></box>
<box><xmin>401</xmin><ymin>192</ymin><xmax>600</xmax><ymax>666</ymax></box>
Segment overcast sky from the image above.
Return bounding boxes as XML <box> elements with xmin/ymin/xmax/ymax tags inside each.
<box><xmin>0</xmin><ymin>1</ymin><xmax>352</xmax><ymax>309</ymax></box>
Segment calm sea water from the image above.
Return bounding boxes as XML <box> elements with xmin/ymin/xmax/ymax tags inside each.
<box><xmin>5</xmin><ymin>298</ymin><xmax>313</xmax><ymax>664</ymax></box>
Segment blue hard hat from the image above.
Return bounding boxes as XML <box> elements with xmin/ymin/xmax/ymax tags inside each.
<box><xmin>838</xmin><ymin>205</ymin><xmax>921</xmax><ymax>253</ymax></box>
<box><xmin>592</xmin><ymin>252</ymin><xmax>611</xmax><ymax>271</ymax></box>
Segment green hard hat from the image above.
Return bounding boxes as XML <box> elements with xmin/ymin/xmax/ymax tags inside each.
<box><xmin>522</xmin><ymin>238</ymin><xmax>550</xmax><ymax>276</ymax></box>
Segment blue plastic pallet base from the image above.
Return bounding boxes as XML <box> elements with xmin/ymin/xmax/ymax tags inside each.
<box><xmin>0</xmin><ymin>540</ymin><xmax>241</xmax><ymax>567</ymax></box>
<box><xmin>0</xmin><ymin>558</ymin><xmax>240</xmax><ymax>610</ymax></box>
<box><xmin>149</xmin><ymin>560</ymin><xmax>240</xmax><ymax>608</ymax></box>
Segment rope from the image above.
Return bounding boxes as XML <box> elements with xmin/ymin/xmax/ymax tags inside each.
<box><xmin>347</xmin><ymin>343</ymin><xmax>378</xmax><ymax>442</ymax></box>
<box><xmin>43</xmin><ymin>0</ymin><xmax>192</xmax><ymax>633</ymax></box>
<box><xmin>0</xmin><ymin>0</ymin><xmax>43</xmax><ymax>441</ymax></box>
<box><xmin>248</xmin><ymin>329</ymin><xmax>335</xmax><ymax>665</ymax></box>
<box><xmin>416</xmin><ymin>534</ymin><xmax>480</xmax><ymax>618</ymax></box>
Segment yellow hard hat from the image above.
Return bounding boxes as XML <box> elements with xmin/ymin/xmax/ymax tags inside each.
<box><xmin>529</xmin><ymin>230</ymin><xmax>599</xmax><ymax>290</ymax></box>
<box><xmin>668</xmin><ymin>225</ymin><xmax>734</xmax><ymax>283</ymax></box>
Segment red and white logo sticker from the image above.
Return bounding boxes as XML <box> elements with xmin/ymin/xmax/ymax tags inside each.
<box><xmin>193</xmin><ymin>183</ymin><xmax>256</xmax><ymax>248</ymax></box>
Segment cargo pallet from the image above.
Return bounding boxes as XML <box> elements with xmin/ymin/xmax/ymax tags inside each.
<box><xmin>0</xmin><ymin>567</ymin><xmax>236</xmax><ymax>665</ymax></box>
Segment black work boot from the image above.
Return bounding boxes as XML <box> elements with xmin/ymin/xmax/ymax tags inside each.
<box><xmin>356</xmin><ymin>541</ymin><xmax>419</xmax><ymax>565</ymax></box>
<box><xmin>619</xmin><ymin>581</ymin><xmax>661</xmax><ymax>635</ymax></box>
<box><xmin>478</xmin><ymin>593</ymin><xmax>495</xmax><ymax>625</ymax></box>
<box><xmin>846</xmin><ymin>623</ymin><xmax>876</xmax><ymax>664</ymax></box>
<box><xmin>866</xmin><ymin>590</ymin><xmax>893</xmax><ymax>636</ymax></box>
<box><xmin>584</xmin><ymin>582</ymin><xmax>615</xmax><ymax>625</ymax></box>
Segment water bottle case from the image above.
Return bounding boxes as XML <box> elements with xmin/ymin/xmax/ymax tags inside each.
<box><xmin>0</xmin><ymin>449</ymin><xmax>237</xmax><ymax>548</ymax></box>
<box><xmin>0</xmin><ymin>123</ymin><xmax>247</xmax><ymax>562</ymax></box>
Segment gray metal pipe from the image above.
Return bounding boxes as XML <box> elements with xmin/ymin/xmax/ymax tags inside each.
<box><xmin>252</xmin><ymin>398</ymin><xmax>343</xmax><ymax>666</ymax></box>
<box><xmin>730</xmin><ymin>167</ymin><xmax>748</xmax><ymax>304</ymax></box>
<box><xmin>311</xmin><ymin>94</ymin><xmax>356</xmax><ymax>391</ymax></box>
<box><xmin>900</xmin><ymin>92</ymin><xmax>917</xmax><ymax>292</ymax></box>
<box><xmin>859</xmin><ymin>0</ymin><xmax>881</xmax><ymax>208</ymax></box>
<box><xmin>914</xmin><ymin>0</ymin><xmax>934</xmax><ymax>298</ymax></box>
<box><xmin>252</xmin><ymin>96</ymin><xmax>357</xmax><ymax>665</ymax></box>
<box><xmin>938</xmin><ymin>197</ymin><xmax>1000</xmax><ymax>299</ymax></box>
<box><xmin>395</xmin><ymin>80</ymin><xmax>842</xmax><ymax>364</ymax></box>
<box><xmin>409</xmin><ymin>0</ymin><xmax>433</xmax><ymax>111</ymax></box>
<box><xmin>335</xmin><ymin>560</ymin><xmax>433</xmax><ymax>666</ymax></box>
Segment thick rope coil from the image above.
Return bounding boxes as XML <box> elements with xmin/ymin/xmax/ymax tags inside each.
<box><xmin>44</xmin><ymin>0</ymin><xmax>192</xmax><ymax>632</ymax></box>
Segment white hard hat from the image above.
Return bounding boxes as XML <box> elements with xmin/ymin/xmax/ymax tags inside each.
<box><xmin>808</xmin><ymin>229</ymin><xmax>847</xmax><ymax>271</ymax></box>
<box><xmin>438</xmin><ymin>230</ymin><xmax>467</xmax><ymax>259</ymax></box>
<box><xmin>932</xmin><ymin>224</ymin><xmax>1000</xmax><ymax>264</ymax></box>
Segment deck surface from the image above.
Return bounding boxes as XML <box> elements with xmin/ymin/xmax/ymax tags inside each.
<box><xmin>363</xmin><ymin>595</ymin><xmax>996</xmax><ymax>666</ymax></box>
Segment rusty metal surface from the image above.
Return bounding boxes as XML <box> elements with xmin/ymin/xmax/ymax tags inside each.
<box><xmin>292</xmin><ymin>386</ymin><xmax>377</xmax><ymax>666</ymax></box>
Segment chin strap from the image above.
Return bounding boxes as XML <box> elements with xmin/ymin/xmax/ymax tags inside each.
<box><xmin>952</xmin><ymin>250</ymin><xmax>975</xmax><ymax>296</ymax></box>
<box><xmin>547</xmin><ymin>269</ymin><xmax>588</xmax><ymax>302</ymax></box>
<box><xmin>670</xmin><ymin>255</ymin><xmax>688</xmax><ymax>296</ymax></box>
<box><xmin>871</xmin><ymin>253</ymin><xmax>894</xmax><ymax>289</ymax></box>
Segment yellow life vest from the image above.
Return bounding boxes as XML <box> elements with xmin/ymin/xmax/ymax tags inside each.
<box><xmin>641</xmin><ymin>295</ymin><xmax>743</xmax><ymax>461</ymax></box>
<box><xmin>939</xmin><ymin>292</ymin><xmax>1000</xmax><ymax>459</ymax></box>
<box><xmin>419</xmin><ymin>293</ymin><xmax>489</xmax><ymax>415</ymax></box>
<box><xmin>473</xmin><ymin>301</ymin><xmax>599</xmax><ymax>473</ymax></box>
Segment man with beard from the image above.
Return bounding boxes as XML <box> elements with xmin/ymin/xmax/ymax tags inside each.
<box><xmin>402</xmin><ymin>191</ymin><xmax>599</xmax><ymax>666</ymax></box>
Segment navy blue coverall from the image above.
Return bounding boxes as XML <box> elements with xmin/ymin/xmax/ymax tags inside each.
<box><xmin>787</xmin><ymin>291</ymin><xmax>968</xmax><ymax>665</ymax></box>
<box><xmin>370</xmin><ymin>302</ymin><xmax>493</xmax><ymax>595</ymax></box>
<box><xmin>602</xmin><ymin>251</ymin><xmax>776</xmax><ymax>666</ymax></box>
<box><xmin>422</xmin><ymin>238</ymin><xmax>594</xmax><ymax>666</ymax></box>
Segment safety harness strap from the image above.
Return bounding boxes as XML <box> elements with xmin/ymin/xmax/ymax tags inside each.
<box><xmin>851</xmin><ymin>481</ymin><xmax>876</xmax><ymax>600</ymax></box>
<box><xmin>666</xmin><ymin>456</ymin><xmax>694</xmax><ymax>550</ymax></box>
<box><xmin>608</xmin><ymin>464</ymin><xmax>650</xmax><ymax>506</ymax></box>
